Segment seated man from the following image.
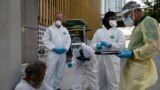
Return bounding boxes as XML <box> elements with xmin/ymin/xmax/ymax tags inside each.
<box><xmin>15</xmin><ymin>61</ymin><xmax>46</xmax><ymax>90</ymax></box>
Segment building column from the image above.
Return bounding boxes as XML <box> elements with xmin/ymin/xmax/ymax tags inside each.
<box><xmin>0</xmin><ymin>0</ymin><xmax>21</xmax><ymax>89</ymax></box>
<box><xmin>21</xmin><ymin>0</ymin><xmax>38</xmax><ymax>63</ymax></box>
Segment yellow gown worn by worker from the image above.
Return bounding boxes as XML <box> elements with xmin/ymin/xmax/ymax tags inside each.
<box><xmin>120</xmin><ymin>16</ymin><xmax>160</xmax><ymax>90</ymax></box>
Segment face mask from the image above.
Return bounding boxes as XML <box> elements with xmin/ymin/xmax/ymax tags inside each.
<box><xmin>72</xmin><ymin>48</ymin><xmax>79</xmax><ymax>57</ymax></box>
<box><xmin>55</xmin><ymin>20</ymin><xmax>62</xmax><ymax>27</ymax></box>
<box><xmin>123</xmin><ymin>16</ymin><xmax>134</xmax><ymax>27</ymax></box>
<box><xmin>109</xmin><ymin>20</ymin><xmax>117</xmax><ymax>27</ymax></box>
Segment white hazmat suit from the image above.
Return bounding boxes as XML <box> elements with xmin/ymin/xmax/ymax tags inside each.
<box><xmin>91</xmin><ymin>26</ymin><xmax>125</xmax><ymax>90</ymax></box>
<box><xmin>42</xmin><ymin>22</ymin><xmax>71</xmax><ymax>89</ymax></box>
<box><xmin>71</xmin><ymin>43</ymin><xmax>99</xmax><ymax>90</ymax></box>
<box><xmin>15</xmin><ymin>79</ymin><xmax>35</xmax><ymax>90</ymax></box>
<box><xmin>15</xmin><ymin>79</ymin><xmax>54</xmax><ymax>90</ymax></box>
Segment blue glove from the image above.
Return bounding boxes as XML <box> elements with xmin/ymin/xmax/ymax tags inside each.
<box><xmin>52</xmin><ymin>48</ymin><xmax>67</xmax><ymax>54</ymax></box>
<box><xmin>96</xmin><ymin>44</ymin><xmax>102</xmax><ymax>50</ymax></box>
<box><xmin>100</xmin><ymin>41</ymin><xmax>111</xmax><ymax>48</ymax></box>
<box><xmin>67</xmin><ymin>62</ymin><xmax>73</xmax><ymax>68</ymax></box>
<box><xmin>117</xmin><ymin>49</ymin><xmax>132</xmax><ymax>58</ymax></box>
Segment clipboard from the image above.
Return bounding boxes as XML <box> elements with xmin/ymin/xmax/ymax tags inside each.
<box><xmin>95</xmin><ymin>50</ymin><xmax>121</xmax><ymax>55</ymax></box>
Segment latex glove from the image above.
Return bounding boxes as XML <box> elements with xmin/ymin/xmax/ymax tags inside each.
<box><xmin>52</xmin><ymin>48</ymin><xmax>67</xmax><ymax>54</ymax></box>
<box><xmin>96</xmin><ymin>44</ymin><xmax>102</xmax><ymax>50</ymax></box>
<box><xmin>117</xmin><ymin>49</ymin><xmax>132</xmax><ymax>58</ymax></box>
<box><xmin>76</xmin><ymin>56</ymin><xmax>86</xmax><ymax>63</ymax></box>
<box><xmin>67</xmin><ymin>61</ymin><xmax>73</xmax><ymax>68</ymax></box>
<box><xmin>100</xmin><ymin>41</ymin><xmax>111</xmax><ymax>48</ymax></box>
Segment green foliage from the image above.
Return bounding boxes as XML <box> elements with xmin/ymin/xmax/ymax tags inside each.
<box><xmin>143</xmin><ymin>0</ymin><xmax>160</xmax><ymax>22</ymax></box>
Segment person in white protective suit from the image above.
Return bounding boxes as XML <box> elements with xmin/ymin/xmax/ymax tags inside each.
<box><xmin>15</xmin><ymin>61</ymin><xmax>47</xmax><ymax>90</ymax></box>
<box><xmin>68</xmin><ymin>42</ymin><xmax>99</xmax><ymax>90</ymax></box>
<box><xmin>91</xmin><ymin>11</ymin><xmax>125</xmax><ymax>90</ymax></box>
<box><xmin>42</xmin><ymin>13</ymin><xmax>71</xmax><ymax>90</ymax></box>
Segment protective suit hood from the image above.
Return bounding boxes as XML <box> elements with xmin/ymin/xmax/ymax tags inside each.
<box><xmin>81</xmin><ymin>43</ymin><xmax>93</xmax><ymax>58</ymax></box>
<box><xmin>103</xmin><ymin>11</ymin><xmax>116</xmax><ymax>29</ymax></box>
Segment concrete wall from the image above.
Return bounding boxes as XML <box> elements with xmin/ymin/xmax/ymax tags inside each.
<box><xmin>0</xmin><ymin>0</ymin><xmax>21</xmax><ymax>89</ymax></box>
<box><xmin>21</xmin><ymin>0</ymin><xmax>38</xmax><ymax>63</ymax></box>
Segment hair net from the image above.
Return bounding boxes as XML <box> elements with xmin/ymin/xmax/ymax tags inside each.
<box><xmin>71</xmin><ymin>37</ymin><xmax>83</xmax><ymax>48</ymax></box>
<box><xmin>72</xmin><ymin>37</ymin><xmax>82</xmax><ymax>43</ymax></box>
<box><xmin>122</xmin><ymin>1</ymin><xmax>141</xmax><ymax>14</ymax></box>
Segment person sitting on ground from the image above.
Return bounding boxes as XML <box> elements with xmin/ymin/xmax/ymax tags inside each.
<box><xmin>15</xmin><ymin>61</ymin><xmax>46</xmax><ymax>90</ymax></box>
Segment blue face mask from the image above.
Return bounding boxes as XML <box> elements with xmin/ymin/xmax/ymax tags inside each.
<box><xmin>123</xmin><ymin>16</ymin><xmax>134</xmax><ymax>27</ymax></box>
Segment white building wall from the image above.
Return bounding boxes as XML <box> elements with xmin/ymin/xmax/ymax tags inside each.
<box><xmin>101</xmin><ymin>0</ymin><xmax>126</xmax><ymax>15</ymax></box>
<box><xmin>0</xmin><ymin>0</ymin><xmax>21</xmax><ymax>89</ymax></box>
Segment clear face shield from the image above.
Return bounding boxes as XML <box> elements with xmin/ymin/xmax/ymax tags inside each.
<box><xmin>71</xmin><ymin>42</ymin><xmax>82</xmax><ymax>51</ymax></box>
<box><xmin>122</xmin><ymin>9</ymin><xmax>135</xmax><ymax>27</ymax></box>
<box><xmin>72</xmin><ymin>43</ymin><xmax>91</xmax><ymax>61</ymax></box>
<box><xmin>71</xmin><ymin>37</ymin><xmax>82</xmax><ymax>48</ymax></box>
<box><xmin>71</xmin><ymin>37</ymin><xmax>91</xmax><ymax>63</ymax></box>
<box><xmin>121</xmin><ymin>1</ymin><xmax>141</xmax><ymax>27</ymax></box>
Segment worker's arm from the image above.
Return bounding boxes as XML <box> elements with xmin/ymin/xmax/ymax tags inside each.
<box><xmin>133</xmin><ymin>18</ymin><xmax>160</xmax><ymax>60</ymax></box>
<box><xmin>91</xmin><ymin>30</ymin><xmax>100</xmax><ymax>50</ymax></box>
<box><xmin>42</xmin><ymin>28</ymin><xmax>56</xmax><ymax>50</ymax></box>
<box><xmin>64</xmin><ymin>28</ymin><xmax>71</xmax><ymax>51</ymax></box>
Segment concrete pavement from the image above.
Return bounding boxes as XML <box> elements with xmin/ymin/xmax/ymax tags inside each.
<box><xmin>149</xmin><ymin>54</ymin><xmax>160</xmax><ymax>90</ymax></box>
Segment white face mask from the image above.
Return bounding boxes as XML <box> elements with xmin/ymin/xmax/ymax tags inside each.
<box><xmin>72</xmin><ymin>48</ymin><xmax>80</xmax><ymax>57</ymax></box>
<box><xmin>109</xmin><ymin>20</ymin><xmax>117</xmax><ymax>27</ymax></box>
<box><xmin>55</xmin><ymin>20</ymin><xmax>62</xmax><ymax>27</ymax></box>
<box><xmin>123</xmin><ymin>16</ymin><xmax>134</xmax><ymax>27</ymax></box>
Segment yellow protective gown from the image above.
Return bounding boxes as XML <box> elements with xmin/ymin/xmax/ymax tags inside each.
<box><xmin>120</xmin><ymin>16</ymin><xmax>160</xmax><ymax>90</ymax></box>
